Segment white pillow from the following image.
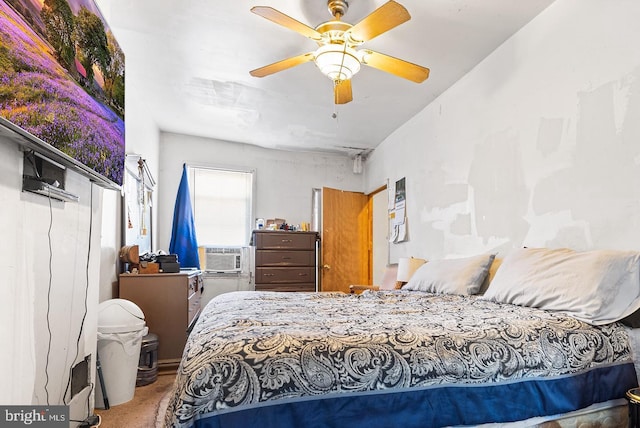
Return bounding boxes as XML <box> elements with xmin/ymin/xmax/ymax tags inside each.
<box><xmin>481</xmin><ymin>247</ymin><xmax>640</xmax><ymax>325</ymax></box>
<box><xmin>403</xmin><ymin>253</ymin><xmax>496</xmax><ymax>295</ymax></box>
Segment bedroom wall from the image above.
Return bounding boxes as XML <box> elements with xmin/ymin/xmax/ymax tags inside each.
<box><xmin>365</xmin><ymin>0</ymin><xmax>640</xmax><ymax>262</ymax></box>
<box><xmin>95</xmin><ymin>0</ymin><xmax>161</xmax><ymax>304</ymax></box>
<box><xmin>97</xmin><ymin>107</ymin><xmax>159</xmax><ymax>303</ymax></box>
<box><xmin>156</xmin><ymin>131</ymin><xmax>364</xmax><ymax>253</ymax></box>
<box><xmin>0</xmin><ymin>137</ymin><xmax>105</xmax><ymax>422</ymax></box>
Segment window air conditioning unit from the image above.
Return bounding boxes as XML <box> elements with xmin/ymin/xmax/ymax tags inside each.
<box><xmin>202</xmin><ymin>247</ymin><xmax>242</xmax><ymax>273</ymax></box>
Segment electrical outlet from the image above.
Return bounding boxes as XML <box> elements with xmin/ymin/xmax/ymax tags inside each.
<box><xmin>71</xmin><ymin>355</ymin><xmax>90</xmax><ymax>399</ymax></box>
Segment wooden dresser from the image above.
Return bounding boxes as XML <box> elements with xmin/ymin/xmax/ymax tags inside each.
<box><xmin>253</xmin><ymin>230</ymin><xmax>319</xmax><ymax>292</ymax></box>
<box><xmin>119</xmin><ymin>270</ymin><xmax>203</xmax><ymax>369</ymax></box>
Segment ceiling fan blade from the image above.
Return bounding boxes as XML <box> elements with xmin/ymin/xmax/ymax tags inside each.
<box><xmin>334</xmin><ymin>79</ymin><xmax>353</xmax><ymax>104</ymax></box>
<box><xmin>347</xmin><ymin>1</ymin><xmax>411</xmax><ymax>43</ymax></box>
<box><xmin>251</xmin><ymin>6</ymin><xmax>322</xmax><ymax>40</ymax></box>
<box><xmin>250</xmin><ymin>52</ymin><xmax>315</xmax><ymax>78</ymax></box>
<box><xmin>361</xmin><ymin>50</ymin><xmax>430</xmax><ymax>83</ymax></box>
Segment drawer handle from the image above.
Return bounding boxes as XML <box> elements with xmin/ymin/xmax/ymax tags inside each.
<box><xmin>264</xmin><ymin>273</ymin><xmax>275</xmax><ymax>276</ymax></box>
<box><xmin>282</xmin><ymin>256</ymin><xmax>292</xmax><ymax>260</ymax></box>
<box><xmin>281</xmin><ymin>239</ymin><xmax>292</xmax><ymax>243</ymax></box>
<box><xmin>298</xmin><ymin>273</ymin><xmax>308</xmax><ymax>277</ymax></box>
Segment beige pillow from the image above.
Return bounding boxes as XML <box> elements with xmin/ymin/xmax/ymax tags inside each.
<box><xmin>403</xmin><ymin>253</ymin><xmax>496</xmax><ymax>295</ymax></box>
<box><xmin>481</xmin><ymin>247</ymin><xmax>640</xmax><ymax>325</ymax></box>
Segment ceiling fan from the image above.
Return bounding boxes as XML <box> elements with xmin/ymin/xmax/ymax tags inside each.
<box><xmin>249</xmin><ymin>0</ymin><xmax>430</xmax><ymax>105</ymax></box>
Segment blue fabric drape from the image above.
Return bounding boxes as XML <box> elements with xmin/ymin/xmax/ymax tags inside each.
<box><xmin>192</xmin><ymin>362</ymin><xmax>637</xmax><ymax>428</ymax></box>
<box><xmin>169</xmin><ymin>164</ymin><xmax>200</xmax><ymax>268</ymax></box>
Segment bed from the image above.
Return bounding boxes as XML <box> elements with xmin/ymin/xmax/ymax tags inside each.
<box><xmin>164</xmin><ymin>248</ymin><xmax>640</xmax><ymax>428</ymax></box>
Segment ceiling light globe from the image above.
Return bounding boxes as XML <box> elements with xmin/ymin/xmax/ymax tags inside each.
<box><xmin>314</xmin><ymin>44</ymin><xmax>361</xmax><ymax>81</ymax></box>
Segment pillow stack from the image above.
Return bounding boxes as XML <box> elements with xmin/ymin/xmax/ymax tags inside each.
<box><xmin>481</xmin><ymin>247</ymin><xmax>640</xmax><ymax>325</ymax></box>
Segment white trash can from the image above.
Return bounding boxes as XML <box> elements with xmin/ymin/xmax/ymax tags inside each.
<box><xmin>95</xmin><ymin>299</ymin><xmax>148</xmax><ymax>408</ymax></box>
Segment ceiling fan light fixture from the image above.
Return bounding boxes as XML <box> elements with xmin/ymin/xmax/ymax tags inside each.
<box><xmin>250</xmin><ymin>1</ymin><xmax>429</xmax><ymax>104</ymax></box>
<box><xmin>314</xmin><ymin>44</ymin><xmax>361</xmax><ymax>81</ymax></box>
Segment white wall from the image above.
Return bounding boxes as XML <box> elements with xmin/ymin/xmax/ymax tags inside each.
<box><xmin>366</xmin><ymin>0</ymin><xmax>640</xmax><ymax>262</ymax></box>
<box><xmin>0</xmin><ymin>138</ymin><xmax>103</xmax><ymax>422</ymax></box>
<box><xmin>96</xmin><ymin>46</ymin><xmax>160</xmax><ymax>304</ymax></box>
<box><xmin>156</xmin><ymin>132</ymin><xmax>364</xmax><ymax>252</ymax></box>
<box><xmin>95</xmin><ymin>0</ymin><xmax>162</xmax><ymax>304</ymax></box>
<box><xmin>99</xmin><ymin>189</ymin><xmax>122</xmax><ymax>302</ymax></box>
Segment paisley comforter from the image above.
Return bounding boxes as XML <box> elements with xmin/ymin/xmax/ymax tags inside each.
<box><xmin>165</xmin><ymin>291</ymin><xmax>638</xmax><ymax>428</ymax></box>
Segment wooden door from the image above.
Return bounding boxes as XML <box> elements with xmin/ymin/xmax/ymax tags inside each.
<box><xmin>321</xmin><ymin>187</ymin><xmax>371</xmax><ymax>292</ymax></box>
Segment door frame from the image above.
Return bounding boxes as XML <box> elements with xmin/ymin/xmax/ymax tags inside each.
<box><xmin>369</xmin><ymin>184</ymin><xmax>389</xmax><ymax>286</ymax></box>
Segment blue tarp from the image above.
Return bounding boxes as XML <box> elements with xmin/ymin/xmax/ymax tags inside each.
<box><xmin>169</xmin><ymin>164</ymin><xmax>200</xmax><ymax>268</ymax></box>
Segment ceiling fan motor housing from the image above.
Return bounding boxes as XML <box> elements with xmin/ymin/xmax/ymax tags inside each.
<box><xmin>327</xmin><ymin>0</ymin><xmax>348</xmax><ymax>19</ymax></box>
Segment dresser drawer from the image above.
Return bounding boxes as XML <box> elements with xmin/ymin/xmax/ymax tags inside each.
<box><xmin>187</xmin><ymin>289</ymin><xmax>201</xmax><ymax>327</ymax></box>
<box><xmin>256</xmin><ymin>250</ymin><xmax>315</xmax><ymax>266</ymax></box>
<box><xmin>254</xmin><ymin>232</ymin><xmax>316</xmax><ymax>250</ymax></box>
<box><xmin>255</xmin><ymin>283</ymin><xmax>316</xmax><ymax>292</ymax></box>
<box><xmin>256</xmin><ymin>267</ymin><xmax>316</xmax><ymax>284</ymax></box>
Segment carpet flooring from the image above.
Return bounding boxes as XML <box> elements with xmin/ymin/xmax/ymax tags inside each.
<box><xmin>95</xmin><ymin>372</ymin><xmax>175</xmax><ymax>428</ymax></box>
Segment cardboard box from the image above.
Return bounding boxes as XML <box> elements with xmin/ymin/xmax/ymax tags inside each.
<box><xmin>139</xmin><ymin>261</ymin><xmax>160</xmax><ymax>274</ymax></box>
<box><xmin>266</xmin><ymin>218</ymin><xmax>286</xmax><ymax>229</ymax></box>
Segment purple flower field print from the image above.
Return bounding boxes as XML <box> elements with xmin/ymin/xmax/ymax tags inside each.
<box><xmin>0</xmin><ymin>0</ymin><xmax>125</xmax><ymax>185</ymax></box>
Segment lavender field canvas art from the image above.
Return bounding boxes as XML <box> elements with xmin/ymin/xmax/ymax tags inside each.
<box><xmin>0</xmin><ymin>0</ymin><xmax>124</xmax><ymax>185</ymax></box>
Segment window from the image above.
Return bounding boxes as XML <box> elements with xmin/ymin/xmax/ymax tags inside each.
<box><xmin>188</xmin><ymin>165</ymin><xmax>255</xmax><ymax>246</ymax></box>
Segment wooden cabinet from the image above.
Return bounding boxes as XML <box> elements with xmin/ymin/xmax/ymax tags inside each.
<box><xmin>253</xmin><ymin>231</ymin><xmax>319</xmax><ymax>292</ymax></box>
<box><xmin>119</xmin><ymin>270</ymin><xmax>203</xmax><ymax>369</ymax></box>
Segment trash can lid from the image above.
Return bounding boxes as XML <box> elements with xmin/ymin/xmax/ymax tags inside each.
<box><xmin>98</xmin><ymin>299</ymin><xmax>146</xmax><ymax>333</ymax></box>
